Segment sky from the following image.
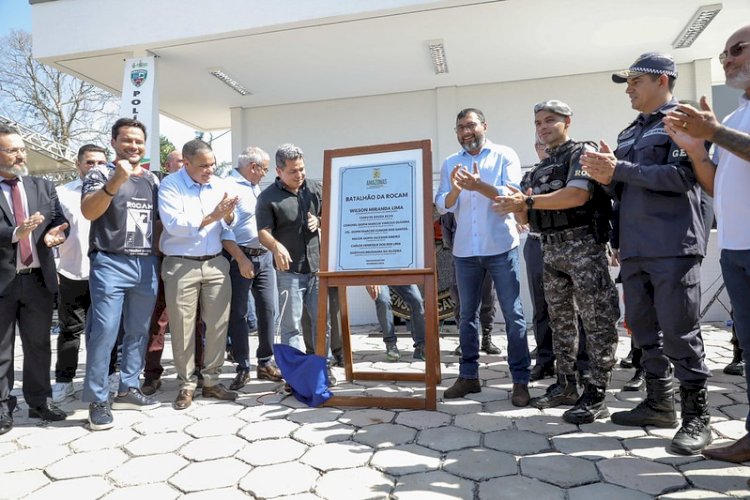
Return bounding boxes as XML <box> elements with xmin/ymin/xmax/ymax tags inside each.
<box><xmin>0</xmin><ymin>0</ymin><xmax>232</xmax><ymax>164</ymax></box>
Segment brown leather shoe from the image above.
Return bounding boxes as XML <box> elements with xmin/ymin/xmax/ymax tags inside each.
<box><xmin>174</xmin><ymin>389</ymin><xmax>194</xmax><ymax>410</ymax></box>
<box><xmin>511</xmin><ymin>383</ymin><xmax>530</xmax><ymax>407</ymax></box>
<box><xmin>702</xmin><ymin>433</ymin><xmax>750</xmax><ymax>463</ymax></box>
<box><xmin>202</xmin><ymin>383</ymin><xmax>237</xmax><ymax>401</ymax></box>
<box><xmin>257</xmin><ymin>364</ymin><xmax>283</xmax><ymax>382</ymax></box>
<box><xmin>444</xmin><ymin>377</ymin><xmax>481</xmax><ymax>399</ymax></box>
<box><xmin>141</xmin><ymin>378</ymin><xmax>161</xmax><ymax>396</ymax></box>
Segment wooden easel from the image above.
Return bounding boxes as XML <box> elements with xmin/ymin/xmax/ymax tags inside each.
<box><xmin>315</xmin><ymin>140</ymin><xmax>441</xmax><ymax>410</ymax></box>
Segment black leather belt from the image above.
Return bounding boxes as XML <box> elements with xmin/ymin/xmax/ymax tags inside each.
<box><xmin>240</xmin><ymin>246</ymin><xmax>267</xmax><ymax>257</ymax></box>
<box><xmin>541</xmin><ymin>226</ymin><xmax>594</xmax><ymax>245</ymax></box>
<box><xmin>173</xmin><ymin>253</ymin><xmax>221</xmax><ymax>262</ymax></box>
<box><xmin>16</xmin><ymin>267</ymin><xmax>40</xmax><ymax>275</ymax></box>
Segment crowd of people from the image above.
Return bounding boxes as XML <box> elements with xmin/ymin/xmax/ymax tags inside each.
<box><xmin>0</xmin><ymin>24</ymin><xmax>748</xmax><ymax>465</ymax></box>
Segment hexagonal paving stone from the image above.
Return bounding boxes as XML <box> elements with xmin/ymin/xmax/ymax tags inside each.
<box><xmin>45</xmin><ymin>449</ymin><xmax>129</xmax><ymax>479</ymax></box>
<box><xmin>711</xmin><ymin>418</ymin><xmax>749</xmax><ymax>440</ymax></box>
<box><xmin>180</xmin><ymin>487</ymin><xmax>252</xmax><ymax>500</ymax></box>
<box><xmin>179</xmin><ymin>435</ymin><xmax>247</xmax><ymax>461</ymax></box>
<box><xmin>514</xmin><ymin>414</ymin><xmax>579</xmax><ymax>436</ymax></box>
<box><xmin>443</xmin><ymin>448</ymin><xmax>517</xmax><ymax>480</ymax></box>
<box><xmin>239</xmin><ymin>462</ymin><xmax>319</xmax><ymax>498</ymax></box>
<box><xmin>394</xmin><ymin>470</ymin><xmax>473</xmax><ymax>499</ymax></box>
<box><xmin>680</xmin><ymin>459</ymin><xmax>750</xmax><ymax>497</ymax></box>
<box><xmin>108</xmin><ymin>453</ymin><xmax>188</xmax><ymax>486</ymax></box>
<box><xmin>0</xmin><ymin>441</ymin><xmax>17</xmax><ymax>457</ymax></box>
<box><xmin>238</xmin><ymin>419</ymin><xmax>300</xmax><ymax>441</ymax></box>
<box><xmin>0</xmin><ymin>470</ymin><xmax>50</xmax><ymax>498</ymax></box>
<box><xmin>622</xmin><ymin>436</ymin><xmax>702</xmax><ymax>466</ymax></box>
<box><xmin>416</xmin><ymin>425</ymin><xmax>480</xmax><ymax>452</ymax></box>
<box><xmin>353</xmin><ymin>423</ymin><xmax>417</xmax><ymax>449</ymax></box>
<box><xmin>598</xmin><ymin>457</ymin><xmax>687</xmax><ymax>496</ymax></box>
<box><xmin>578</xmin><ymin>420</ymin><xmax>648</xmax><ymax>439</ymax></box>
<box><xmin>659</xmin><ymin>490</ymin><xmax>733</xmax><ymax>499</ymax></box>
<box><xmin>454</xmin><ymin>412</ymin><xmax>512</xmax><ymax>433</ymax></box>
<box><xmin>465</xmin><ymin>387</ymin><xmax>511</xmax><ymax>403</ymax></box>
<box><xmin>436</xmin><ymin>399</ymin><xmax>483</xmax><ymax>415</ymax></box>
<box><xmin>70</xmin><ymin>428</ymin><xmax>139</xmax><ymax>452</ymax></box>
<box><xmin>102</xmin><ymin>483</ymin><xmax>181</xmax><ymax>500</ymax></box>
<box><xmin>394</xmin><ymin>410</ymin><xmax>451</xmax><ymax>429</ymax></box>
<box><xmin>370</xmin><ymin>444</ymin><xmax>441</xmax><ymax>476</ymax></box>
<box><xmin>0</xmin><ymin>445</ymin><xmax>70</xmax><ymax>473</ymax></box>
<box><xmin>287</xmin><ymin>407</ymin><xmax>343</xmax><ymax>424</ymax></box>
<box><xmin>16</xmin><ymin>425</ymin><xmax>89</xmax><ymax>448</ymax></box>
<box><xmin>133</xmin><ymin>415</ymin><xmax>196</xmax><ymax>434</ymax></box>
<box><xmin>316</xmin><ymin>467</ymin><xmax>393</xmax><ymax>499</ymax></box>
<box><xmin>551</xmin><ymin>432</ymin><xmax>626</xmax><ymax>460</ymax></box>
<box><xmin>338</xmin><ymin>408</ymin><xmax>395</xmax><ymax>427</ymax></box>
<box><xmin>520</xmin><ymin>453</ymin><xmax>599</xmax><ymax>487</ymax></box>
<box><xmin>292</xmin><ymin>421</ymin><xmax>355</xmax><ymax>445</ymax></box>
<box><xmin>478</xmin><ymin>475</ymin><xmax>565</xmax><ymax>500</ymax></box>
<box><xmin>184</xmin><ymin>416</ymin><xmax>245</xmax><ymax>438</ymax></box>
<box><xmin>300</xmin><ymin>441</ymin><xmax>373</xmax><ymax>471</ymax></box>
<box><xmin>236</xmin><ymin>437</ymin><xmax>307</xmax><ymax>466</ymax></box>
<box><xmin>568</xmin><ymin>482</ymin><xmax>653</xmax><ymax>500</ymax></box>
<box><xmin>124</xmin><ymin>432</ymin><xmax>192</xmax><ymax>456</ymax></box>
<box><xmin>236</xmin><ymin>403</ymin><xmax>293</xmax><ymax>422</ymax></box>
<box><xmin>186</xmin><ymin>401</ymin><xmax>242</xmax><ymax>419</ymax></box>
<box><xmin>25</xmin><ymin>477</ymin><xmax>113</xmax><ymax>500</ymax></box>
<box><xmin>484</xmin><ymin>429</ymin><xmax>551</xmax><ymax>455</ymax></box>
<box><xmin>169</xmin><ymin>457</ymin><xmax>250</xmax><ymax>492</ymax></box>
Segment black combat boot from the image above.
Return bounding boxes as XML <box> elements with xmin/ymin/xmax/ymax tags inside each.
<box><xmin>562</xmin><ymin>382</ymin><xmax>609</xmax><ymax>424</ymax></box>
<box><xmin>724</xmin><ymin>343</ymin><xmax>745</xmax><ymax>376</ymax></box>
<box><xmin>481</xmin><ymin>331</ymin><xmax>502</xmax><ymax>355</ymax></box>
<box><xmin>622</xmin><ymin>368</ymin><xmax>646</xmax><ymax>392</ymax></box>
<box><xmin>611</xmin><ymin>376</ymin><xmax>678</xmax><ymax>428</ymax></box>
<box><xmin>530</xmin><ymin>374</ymin><xmax>579</xmax><ymax>409</ymax></box>
<box><xmin>669</xmin><ymin>386</ymin><xmax>712</xmax><ymax>455</ymax></box>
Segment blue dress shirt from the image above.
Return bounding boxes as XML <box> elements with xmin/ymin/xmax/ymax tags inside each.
<box><xmin>222</xmin><ymin>169</ymin><xmax>263</xmax><ymax>248</ymax></box>
<box><xmin>435</xmin><ymin>140</ymin><xmax>522</xmax><ymax>258</ymax></box>
<box><xmin>158</xmin><ymin>168</ymin><xmax>232</xmax><ymax>256</ymax></box>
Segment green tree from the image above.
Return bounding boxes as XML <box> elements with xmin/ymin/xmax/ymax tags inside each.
<box><xmin>160</xmin><ymin>135</ymin><xmax>176</xmax><ymax>172</ymax></box>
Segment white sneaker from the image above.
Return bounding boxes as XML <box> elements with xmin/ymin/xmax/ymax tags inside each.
<box><xmin>51</xmin><ymin>381</ymin><xmax>74</xmax><ymax>403</ymax></box>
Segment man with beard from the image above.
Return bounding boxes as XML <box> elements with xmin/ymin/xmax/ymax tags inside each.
<box><xmin>581</xmin><ymin>53</ymin><xmax>710</xmax><ymax>455</ymax></box>
<box><xmin>0</xmin><ymin>123</ymin><xmax>69</xmax><ymax>434</ymax></box>
<box><xmin>81</xmin><ymin>118</ymin><xmax>161</xmax><ymax>430</ymax></box>
<box><xmin>662</xmin><ymin>24</ymin><xmax>750</xmax><ymax>462</ymax></box>
<box><xmin>435</xmin><ymin>108</ymin><xmax>531</xmax><ymax>405</ymax></box>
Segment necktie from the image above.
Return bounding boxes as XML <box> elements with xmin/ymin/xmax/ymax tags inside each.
<box><xmin>3</xmin><ymin>178</ymin><xmax>33</xmax><ymax>266</ymax></box>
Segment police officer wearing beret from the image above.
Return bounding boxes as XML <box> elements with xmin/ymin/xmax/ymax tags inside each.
<box><xmin>496</xmin><ymin>100</ymin><xmax>619</xmax><ymax>424</ymax></box>
<box><xmin>580</xmin><ymin>53</ymin><xmax>711</xmax><ymax>455</ymax></box>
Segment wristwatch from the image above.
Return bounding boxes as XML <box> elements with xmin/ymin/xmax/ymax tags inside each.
<box><xmin>525</xmin><ymin>195</ymin><xmax>535</xmax><ymax>209</ymax></box>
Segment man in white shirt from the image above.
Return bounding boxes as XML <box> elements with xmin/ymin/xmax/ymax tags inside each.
<box><xmin>51</xmin><ymin>145</ymin><xmax>106</xmax><ymax>402</ymax></box>
<box><xmin>663</xmin><ymin>23</ymin><xmax>750</xmax><ymax>463</ymax></box>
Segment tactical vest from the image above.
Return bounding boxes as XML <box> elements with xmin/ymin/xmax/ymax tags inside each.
<box><xmin>524</xmin><ymin>140</ymin><xmax>612</xmax><ymax>243</ymax></box>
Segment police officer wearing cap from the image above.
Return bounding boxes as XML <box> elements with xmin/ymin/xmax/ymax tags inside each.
<box><xmin>580</xmin><ymin>53</ymin><xmax>711</xmax><ymax>455</ymax></box>
<box><xmin>496</xmin><ymin>100</ymin><xmax>619</xmax><ymax>424</ymax></box>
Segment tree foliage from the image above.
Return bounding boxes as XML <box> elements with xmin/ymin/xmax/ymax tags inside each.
<box><xmin>0</xmin><ymin>30</ymin><xmax>118</xmax><ymax>148</ymax></box>
<box><xmin>160</xmin><ymin>135</ymin><xmax>176</xmax><ymax>171</ymax></box>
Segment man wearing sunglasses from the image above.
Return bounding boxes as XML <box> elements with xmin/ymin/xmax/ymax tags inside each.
<box><xmin>662</xmin><ymin>24</ymin><xmax>750</xmax><ymax>463</ymax></box>
<box><xmin>580</xmin><ymin>53</ymin><xmax>711</xmax><ymax>456</ymax></box>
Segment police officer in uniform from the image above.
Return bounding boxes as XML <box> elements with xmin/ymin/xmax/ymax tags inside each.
<box><xmin>581</xmin><ymin>53</ymin><xmax>711</xmax><ymax>455</ymax></box>
<box><xmin>496</xmin><ymin>100</ymin><xmax>619</xmax><ymax>424</ymax></box>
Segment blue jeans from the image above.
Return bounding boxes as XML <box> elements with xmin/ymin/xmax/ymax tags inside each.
<box><xmin>375</xmin><ymin>285</ymin><xmax>425</xmax><ymax>347</ymax></box>
<box><xmin>83</xmin><ymin>252</ymin><xmax>158</xmax><ymax>403</ymax></box>
<box><xmin>720</xmin><ymin>249</ymin><xmax>750</xmax><ymax>431</ymax></box>
<box><xmin>454</xmin><ymin>248</ymin><xmax>530</xmax><ymax>382</ymax></box>
<box><xmin>277</xmin><ymin>271</ymin><xmax>327</xmax><ymax>355</ymax></box>
<box><xmin>228</xmin><ymin>251</ymin><xmax>277</xmax><ymax>371</ymax></box>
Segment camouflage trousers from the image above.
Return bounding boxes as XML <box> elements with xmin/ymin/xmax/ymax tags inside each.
<box><xmin>542</xmin><ymin>234</ymin><xmax>620</xmax><ymax>386</ymax></box>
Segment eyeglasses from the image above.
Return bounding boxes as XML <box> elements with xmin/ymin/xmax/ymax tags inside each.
<box><xmin>0</xmin><ymin>147</ymin><xmax>26</xmax><ymax>155</ymax></box>
<box><xmin>719</xmin><ymin>41</ymin><xmax>750</xmax><ymax>64</ymax></box>
<box><xmin>455</xmin><ymin>122</ymin><xmax>482</xmax><ymax>133</ymax></box>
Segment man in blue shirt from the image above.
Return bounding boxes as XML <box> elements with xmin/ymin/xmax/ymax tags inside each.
<box><xmin>222</xmin><ymin>146</ymin><xmax>282</xmax><ymax>390</ymax></box>
<box><xmin>435</xmin><ymin>108</ymin><xmax>531</xmax><ymax>405</ymax></box>
<box><xmin>158</xmin><ymin>139</ymin><xmax>239</xmax><ymax>410</ymax></box>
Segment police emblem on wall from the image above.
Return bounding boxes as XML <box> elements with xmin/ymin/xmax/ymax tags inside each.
<box><xmin>130</xmin><ymin>64</ymin><xmax>148</xmax><ymax>88</ymax></box>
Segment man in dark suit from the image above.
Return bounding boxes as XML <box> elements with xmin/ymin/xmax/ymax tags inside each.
<box><xmin>0</xmin><ymin>123</ymin><xmax>69</xmax><ymax>435</ymax></box>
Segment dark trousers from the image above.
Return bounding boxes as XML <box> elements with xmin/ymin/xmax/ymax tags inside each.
<box><xmin>228</xmin><ymin>251</ymin><xmax>276</xmax><ymax>372</ymax></box>
<box><xmin>524</xmin><ymin>236</ymin><xmax>589</xmax><ymax>371</ymax></box>
<box><xmin>0</xmin><ymin>271</ymin><xmax>54</xmax><ymax>408</ymax></box>
<box><xmin>621</xmin><ymin>256</ymin><xmax>709</xmax><ymax>389</ymax></box>
<box><xmin>55</xmin><ymin>274</ymin><xmax>90</xmax><ymax>382</ymax></box>
<box><xmin>144</xmin><ymin>277</ymin><xmax>204</xmax><ymax>381</ymax></box>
